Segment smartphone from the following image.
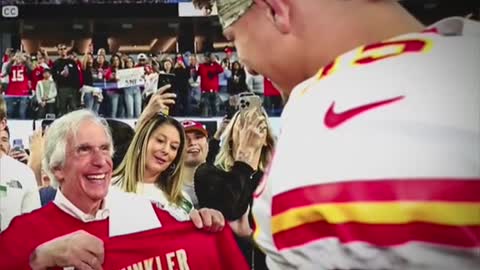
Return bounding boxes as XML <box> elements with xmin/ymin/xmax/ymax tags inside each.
<box><xmin>237</xmin><ymin>92</ymin><xmax>262</xmax><ymax>112</ymax></box>
<box><xmin>41</xmin><ymin>119</ymin><xmax>55</xmax><ymax>134</ymax></box>
<box><xmin>157</xmin><ymin>73</ymin><xmax>176</xmax><ymax>94</ymax></box>
<box><xmin>12</xmin><ymin>139</ymin><xmax>24</xmax><ymax>152</ymax></box>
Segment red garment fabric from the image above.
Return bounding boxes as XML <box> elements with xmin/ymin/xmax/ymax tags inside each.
<box><xmin>76</xmin><ymin>60</ymin><xmax>84</xmax><ymax>87</ymax></box>
<box><xmin>105</xmin><ymin>67</ymin><xmax>117</xmax><ymax>82</ymax></box>
<box><xmin>104</xmin><ymin>219</ymin><xmax>249</xmax><ymax>270</ymax></box>
<box><xmin>6</xmin><ymin>65</ymin><xmax>30</xmax><ymax>96</ymax></box>
<box><xmin>197</xmin><ymin>62</ymin><xmax>223</xmax><ymax>93</ymax></box>
<box><xmin>0</xmin><ymin>203</ymin><xmax>249</xmax><ymax>270</ymax></box>
<box><xmin>31</xmin><ymin>66</ymin><xmax>44</xmax><ymax>91</ymax></box>
<box><xmin>264</xmin><ymin>77</ymin><xmax>281</xmax><ymax>97</ymax></box>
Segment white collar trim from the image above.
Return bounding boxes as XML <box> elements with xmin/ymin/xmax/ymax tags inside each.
<box><xmin>54</xmin><ymin>186</ymin><xmax>161</xmax><ymax>237</ymax></box>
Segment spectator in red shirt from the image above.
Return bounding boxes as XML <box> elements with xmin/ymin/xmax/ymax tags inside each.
<box><xmin>4</xmin><ymin>51</ymin><xmax>33</xmax><ymax>119</ymax></box>
<box><xmin>197</xmin><ymin>52</ymin><xmax>223</xmax><ymax>117</ymax></box>
<box><xmin>30</xmin><ymin>54</ymin><xmax>49</xmax><ymax>92</ymax></box>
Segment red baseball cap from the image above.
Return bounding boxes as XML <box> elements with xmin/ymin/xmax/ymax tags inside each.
<box><xmin>224</xmin><ymin>47</ymin><xmax>234</xmax><ymax>54</ymax></box>
<box><xmin>182</xmin><ymin>120</ymin><xmax>208</xmax><ymax>137</ymax></box>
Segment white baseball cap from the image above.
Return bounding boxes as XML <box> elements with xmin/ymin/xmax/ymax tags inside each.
<box><xmin>137</xmin><ymin>53</ymin><xmax>148</xmax><ymax>61</ymax></box>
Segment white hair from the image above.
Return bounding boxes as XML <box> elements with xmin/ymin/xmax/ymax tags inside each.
<box><xmin>42</xmin><ymin>110</ymin><xmax>114</xmax><ymax>187</ymax></box>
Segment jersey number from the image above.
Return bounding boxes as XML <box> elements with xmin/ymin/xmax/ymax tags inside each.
<box><xmin>318</xmin><ymin>38</ymin><xmax>432</xmax><ymax>79</ymax></box>
<box><xmin>11</xmin><ymin>69</ymin><xmax>24</xmax><ymax>82</ymax></box>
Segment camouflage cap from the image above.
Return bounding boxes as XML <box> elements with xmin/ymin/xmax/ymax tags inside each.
<box><xmin>216</xmin><ymin>0</ymin><xmax>254</xmax><ymax>29</ymax></box>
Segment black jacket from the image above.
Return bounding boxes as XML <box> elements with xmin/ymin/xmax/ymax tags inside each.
<box><xmin>194</xmin><ymin>138</ymin><xmax>268</xmax><ymax>269</ymax></box>
<box><xmin>196</xmin><ymin>138</ymin><xmax>263</xmax><ymax>220</ymax></box>
<box><xmin>52</xmin><ymin>58</ymin><xmax>80</xmax><ymax>89</ymax></box>
<box><xmin>194</xmin><ymin>161</ymin><xmax>262</xmax><ymax>221</ymax></box>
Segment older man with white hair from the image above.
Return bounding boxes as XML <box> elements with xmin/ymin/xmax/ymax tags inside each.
<box><xmin>0</xmin><ymin>110</ymin><xmax>249</xmax><ymax>270</ymax></box>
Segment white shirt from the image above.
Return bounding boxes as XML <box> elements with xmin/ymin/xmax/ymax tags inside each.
<box><xmin>136</xmin><ymin>182</ymin><xmax>193</xmax><ymax>221</ymax></box>
<box><xmin>53</xmin><ymin>188</ymin><xmax>110</xmax><ymax>223</ymax></box>
<box><xmin>183</xmin><ymin>182</ymin><xmax>199</xmax><ymax>209</ymax></box>
<box><xmin>53</xmin><ymin>186</ymin><xmax>162</xmax><ymax>237</ymax></box>
<box><xmin>0</xmin><ymin>154</ymin><xmax>41</xmax><ymax>231</ymax></box>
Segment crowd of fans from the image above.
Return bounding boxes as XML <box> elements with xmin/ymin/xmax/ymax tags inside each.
<box><xmin>0</xmin><ymin>44</ymin><xmax>284</xmax><ymax>120</ymax></box>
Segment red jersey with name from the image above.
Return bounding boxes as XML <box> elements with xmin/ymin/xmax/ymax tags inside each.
<box><xmin>6</xmin><ymin>65</ymin><xmax>30</xmax><ymax>96</ymax></box>
<box><xmin>104</xmin><ymin>221</ymin><xmax>248</xmax><ymax>270</ymax></box>
<box><xmin>0</xmin><ymin>203</ymin><xmax>249</xmax><ymax>270</ymax></box>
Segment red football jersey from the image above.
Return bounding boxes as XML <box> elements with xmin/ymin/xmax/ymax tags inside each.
<box><xmin>31</xmin><ymin>66</ymin><xmax>44</xmax><ymax>91</ymax></box>
<box><xmin>104</xmin><ymin>221</ymin><xmax>249</xmax><ymax>270</ymax></box>
<box><xmin>0</xmin><ymin>203</ymin><xmax>249</xmax><ymax>270</ymax></box>
<box><xmin>6</xmin><ymin>65</ymin><xmax>30</xmax><ymax>96</ymax></box>
<box><xmin>197</xmin><ymin>62</ymin><xmax>223</xmax><ymax>93</ymax></box>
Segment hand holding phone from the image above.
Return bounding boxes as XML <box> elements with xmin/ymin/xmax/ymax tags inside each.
<box><xmin>12</xmin><ymin>139</ymin><xmax>24</xmax><ymax>152</ymax></box>
<box><xmin>41</xmin><ymin>119</ymin><xmax>55</xmax><ymax>135</ymax></box>
<box><xmin>237</xmin><ymin>92</ymin><xmax>262</xmax><ymax>112</ymax></box>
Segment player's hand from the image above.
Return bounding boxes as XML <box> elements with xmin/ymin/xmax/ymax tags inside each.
<box><xmin>30</xmin><ymin>230</ymin><xmax>104</xmax><ymax>270</ymax></box>
<box><xmin>9</xmin><ymin>149</ymin><xmax>29</xmax><ymax>164</ymax></box>
<box><xmin>190</xmin><ymin>208</ymin><xmax>225</xmax><ymax>233</ymax></box>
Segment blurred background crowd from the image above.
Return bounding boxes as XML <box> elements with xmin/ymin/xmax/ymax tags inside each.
<box><xmin>0</xmin><ymin>46</ymin><xmax>283</xmax><ymax>120</ymax></box>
